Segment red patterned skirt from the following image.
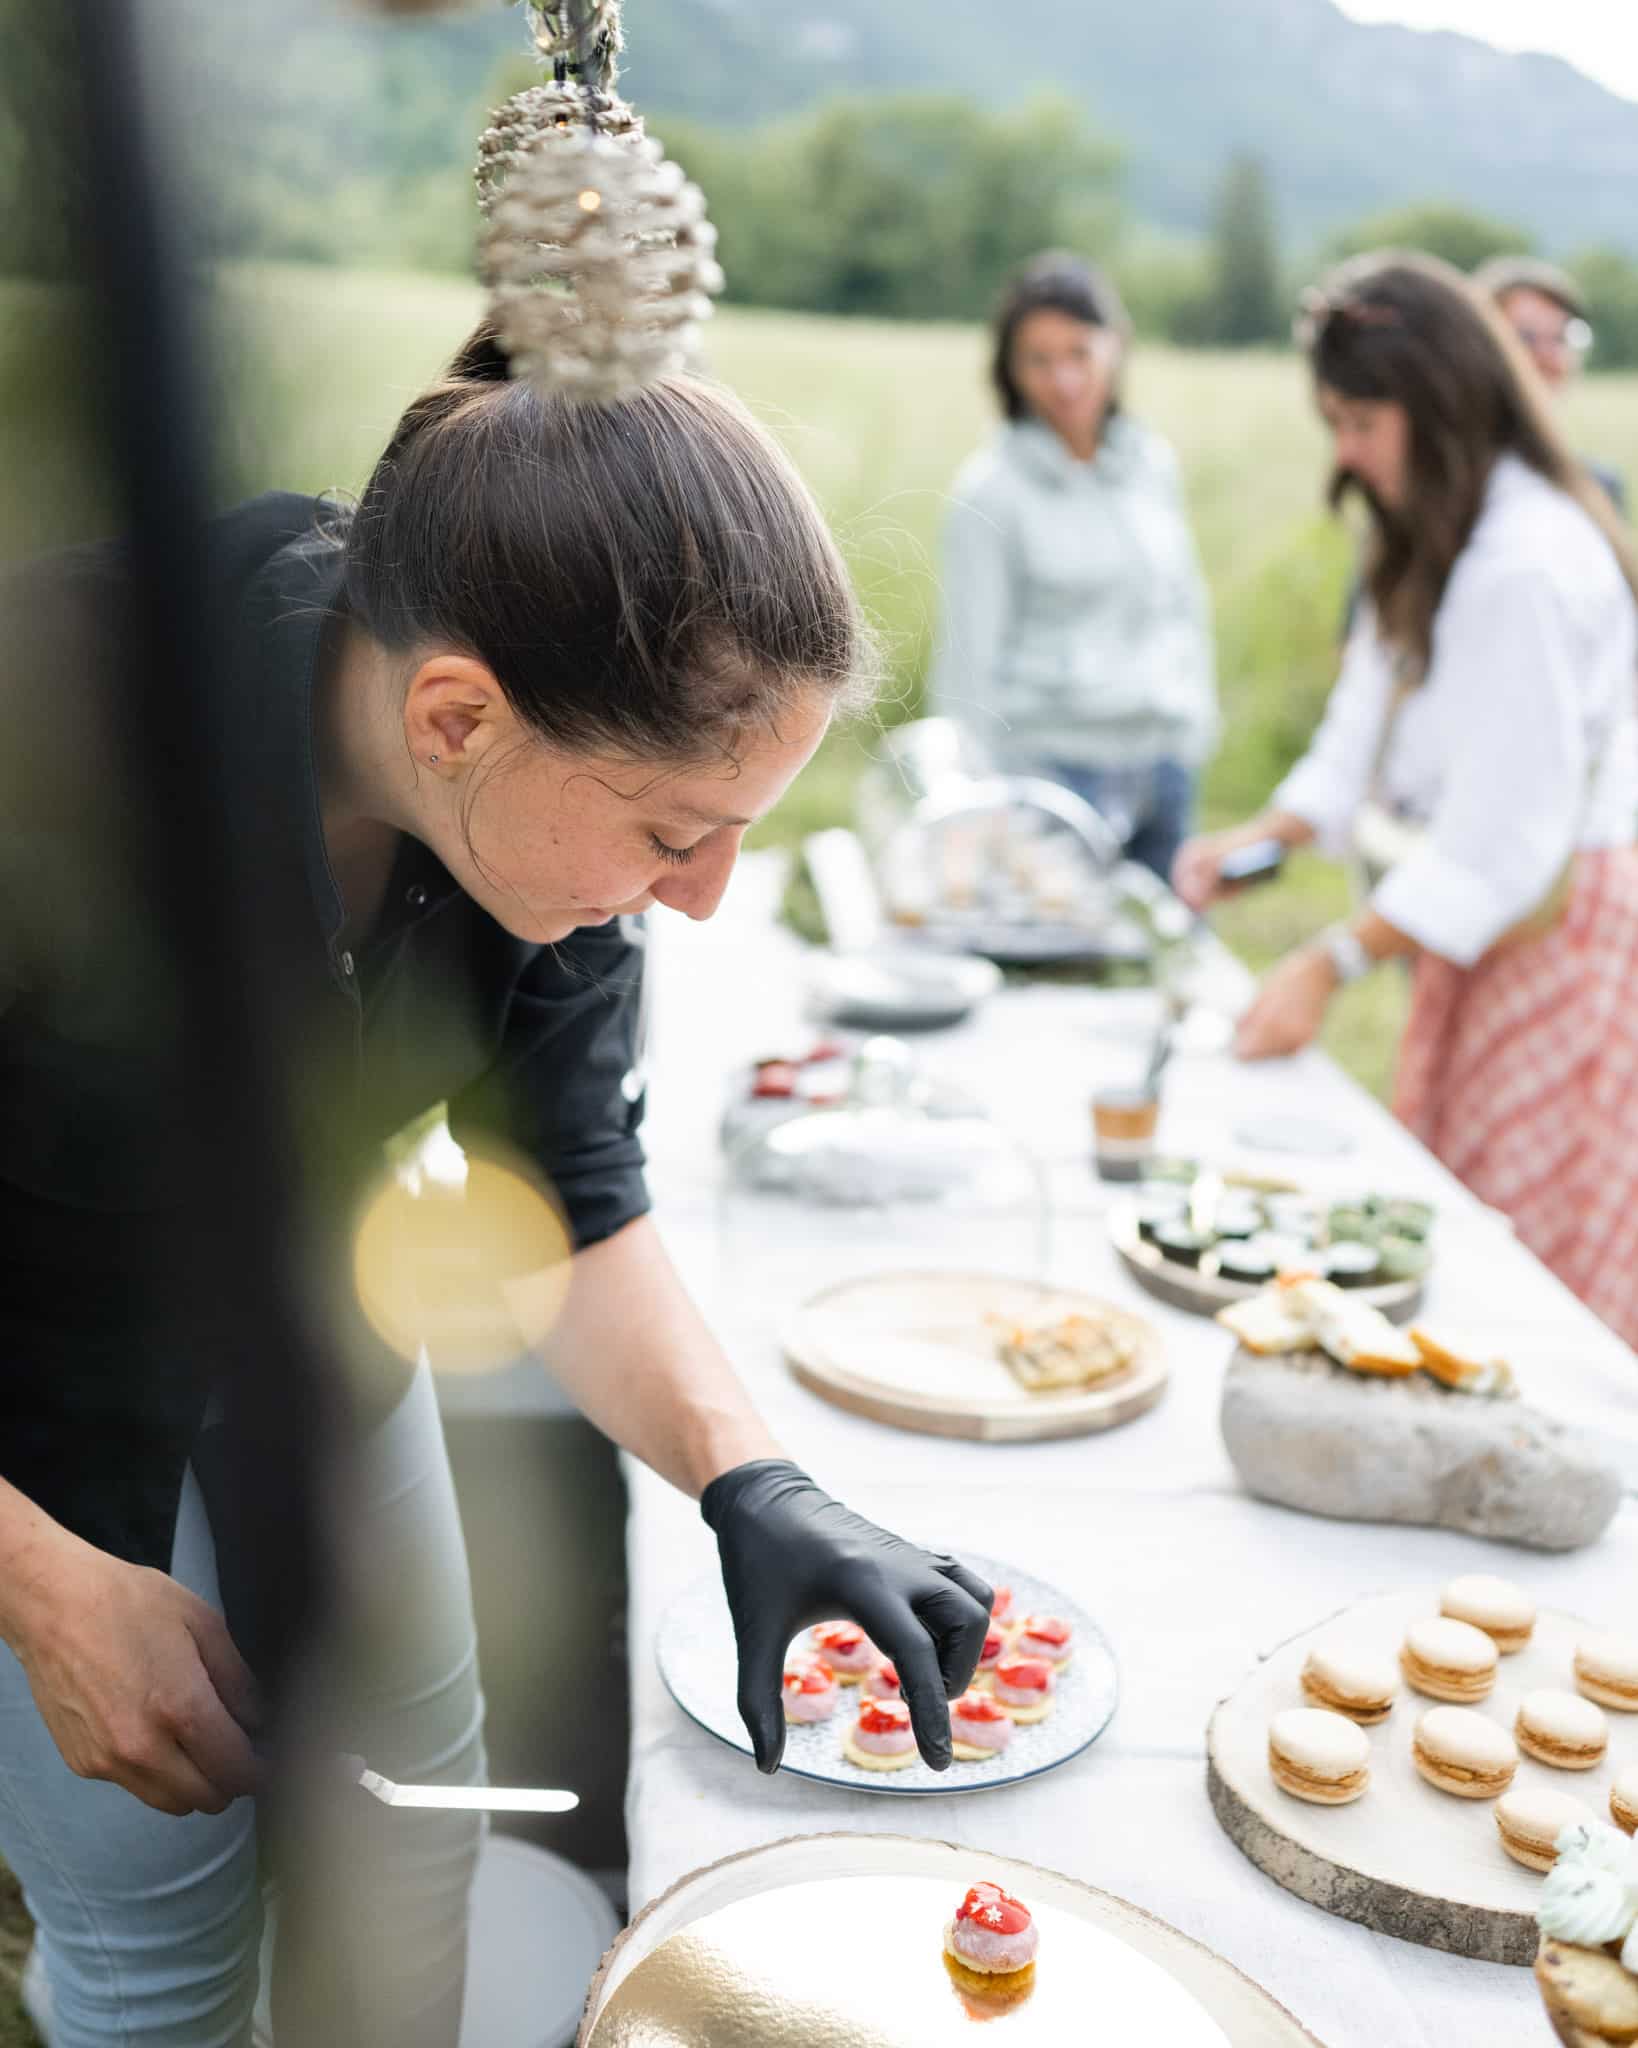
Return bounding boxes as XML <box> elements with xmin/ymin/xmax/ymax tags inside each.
<box><xmin>1393</xmin><ymin>847</ymin><xmax>1638</xmax><ymax>1351</ymax></box>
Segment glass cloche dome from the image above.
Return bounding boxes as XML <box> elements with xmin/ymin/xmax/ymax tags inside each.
<box><xmin>715</xmin><ymin>1036</ymin><xmax>1050</xmax><ymax>1329</ymax></box>
<box><xmin>853</xmin><ymin>720</ymin><xmax>1146</xmax><ymax>968</ymax></box>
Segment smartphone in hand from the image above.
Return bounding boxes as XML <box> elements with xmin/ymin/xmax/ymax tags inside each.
<box><xmin>1216</xmin><ymin>838</ymin><xmax>1287</xmax><ymax>890</ymax></box>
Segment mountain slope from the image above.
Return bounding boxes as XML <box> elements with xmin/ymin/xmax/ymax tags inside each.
<box><xmin>134</xmin><ymin>0</ymin><xmax>1638</xmax><ymax>265</ymax></box>
<box><xmin>618</xmin><ymin>0</ymin><xmax>1638</xmax><ymax>253</ymax></box>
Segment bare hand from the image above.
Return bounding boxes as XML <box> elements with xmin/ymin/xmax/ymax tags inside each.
<box><xmin>1234</xmin><ymin>946</ymin><xmax>1338</xmax><ymax>1061</ymax></box>
<box><xmin>12</xmin><ymin>1532</ymin><xmax>265</xmax><ymax>1816</ymax></box>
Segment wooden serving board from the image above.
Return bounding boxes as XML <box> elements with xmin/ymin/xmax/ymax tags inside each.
<box><xmin>1110</xmin><ymin>1202</ymin><xmax>1427</xmax><ymax>1326</ymax></box>
<box><xmin>781</xmin><ymin>1269</ymin><xmax>1168</xmax><ymax>1442</ymax></box>
<box><xmin>579</xmin><ymin>1832</ymin><xmax>1325</xmax><ymax>2046</ymax></box>
<box><xmin>1208</xmin><ymin>1589</ymin><xmax>1624</xmax><ymax>1964</ymax></box>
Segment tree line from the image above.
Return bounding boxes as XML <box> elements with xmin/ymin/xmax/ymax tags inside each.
<box><xmin>6</xmin><ymin>11</ymin><xmax>1638</xmax><ymax>372</ymax></box>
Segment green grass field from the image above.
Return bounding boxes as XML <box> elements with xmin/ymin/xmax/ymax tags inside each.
<box><xmin>4</xmin><ymin>258</ymin><xmax>1638</xmax><ymax>2042</ymax></box>
<box><xmin>11</xmin><ymin>261</ymin><xmax>1638</xmax><ymax>1130</ymax></box>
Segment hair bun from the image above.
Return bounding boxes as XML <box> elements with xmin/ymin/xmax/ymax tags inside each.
<box><xmin>447</xmin><ymin>321</ymin><xmax>512</xmax><ymax>387</ymax></box>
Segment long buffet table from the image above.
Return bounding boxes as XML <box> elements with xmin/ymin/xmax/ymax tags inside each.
<box><xmin>621</xmin><ymin>855</ymin><xmax>1638</xmax><ymax>2048</ymax></box>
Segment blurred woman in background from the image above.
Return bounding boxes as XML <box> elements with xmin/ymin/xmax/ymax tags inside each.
<box><xmin>930</xmin><ymin>252</ymin><xmax>1218</xmax><ymax>880</ymax></box>
<box><xmin>1175</xmin><ymin>254</ymin><xmax>1638</xmax><ymax>1346</ymax></box>
<box><xmin>1474</xmin><ymin>253</ymin><xmax>1625</xmax><ymax>512</ymax></box>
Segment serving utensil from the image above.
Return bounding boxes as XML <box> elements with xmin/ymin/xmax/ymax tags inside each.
<box><xmin>345</xmin><ymin>1756</ymin><xmax>578</xmax><ymax>1815</ymax></box>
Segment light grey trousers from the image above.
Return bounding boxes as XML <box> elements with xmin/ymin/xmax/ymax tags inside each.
<box><xmin>0</xmin><ymin>1363</ymin><xmax>487</xmax><ymax>2047</ymax></box>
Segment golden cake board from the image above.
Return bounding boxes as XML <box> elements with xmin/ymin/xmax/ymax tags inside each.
<box><xmin>579</xmin><ymin>1832</ymin><xmax>1324</xmax><ymax>2046</ymax></box>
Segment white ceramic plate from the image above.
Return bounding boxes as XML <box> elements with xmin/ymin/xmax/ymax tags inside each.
<box><xmin>655</xmin><ymin>1551</ymin><xmax>1118</xmax><ymax>1797</ymax></box>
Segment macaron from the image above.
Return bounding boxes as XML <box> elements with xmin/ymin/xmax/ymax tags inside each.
<box><xmin>1438</xmin><ymin>1574</ymin><xmax>1536</xmax><ymax>1654</ymax></box>
<box><xmin>1267</xmin><ymin>1707</ymin><xmax>1371</xmax><ymax>1805</ymax></box>
<box><xmin>1400</xmin><ymin>1617</ymin><xmax>1498</xmax><ymax>1703</ymax></box>
<box><xmin>1411</xmin><ymin>1706</ymin><xmax>1518</xmax><ymax>1799</ymax></box>
<box><xmin>1300</xmin><ymin>1644</ymin><xmax>1398</xmax><ymax>1726</ymax></box>
<box><xmin>1495</xmin><ymin>1787</ymin><xmax>1599</xmax><ymax>1872</ymax></box>
<box><xmin>1515</xmin><ymin>1689</ymin><xmax>1609</xmax><ymax>1771</ymax></box>
<box><xmin>1574</xmin><ymin>1633</ymin><xmax>1638</xmax><ymax>1711</ymax></box>
<box><xmin>1609</xmin><ymin>1763</ymin><xmax>1638</xmax><ymax>1835</ymax></box>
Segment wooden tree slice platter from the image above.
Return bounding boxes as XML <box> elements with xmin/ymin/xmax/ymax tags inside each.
<box><xmin>1208</xmin><ymin>1589</ymin><xmax>1621</xmax><ymax>1964</ymax></box>
<box><xmin>579</xmin><ymin>1832</ymin><xmax>1326</xmax><ymax>2046</ymax></box>
<box><xmin>1109</xmin><ymin>1201</ymin><xmax>1427</xmax><ymax>1325</ymax></box>
<box><xmin>781</xmin><ymin>1269</ymin><xmax>1167</xmax><ymax>1442</ymax></box>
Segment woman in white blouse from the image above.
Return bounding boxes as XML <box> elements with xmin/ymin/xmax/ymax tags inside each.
<box><xmin>1174</xmin><ymin>254</ymin><xmax>1638</xmax><ymax>1346</ymax></box>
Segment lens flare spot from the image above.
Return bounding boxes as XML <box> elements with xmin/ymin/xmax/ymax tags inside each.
<box><xmin>353</xmin><ymin>1133</ymin><xmax>572</xmax><ymax>1377</ymax></box>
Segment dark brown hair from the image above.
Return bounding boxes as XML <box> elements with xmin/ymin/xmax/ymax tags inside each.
<box><xmin>990</xmin><ymin>251</ymin><xmax>1132</xmax><ymax>424</ymax></box>
<box><xmin>338</xmin><ymin>324</ymin><xmax>868</xmax><ymax>763</ymax></box>
<box><xmin>1302</xmin><ymin>251</ymin><xmax>1638</xmax><ymax>675</ymax></box>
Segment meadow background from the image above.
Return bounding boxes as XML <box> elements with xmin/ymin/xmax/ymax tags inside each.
<box><xmin>10</xmin><ymin>256</ymin><xmax>1638</xmax><ymax>1129</ymax></box>
<box><xmin>185</xmin><ymin>268</ymin><xmax>1638</xmax><ymax>1092</ymax></box>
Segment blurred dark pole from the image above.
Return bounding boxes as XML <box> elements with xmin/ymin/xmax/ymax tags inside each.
<box><xmin>66</xmin><ymin>0</ymin><xmax>335</xmax><ymax>1695</ymax></box>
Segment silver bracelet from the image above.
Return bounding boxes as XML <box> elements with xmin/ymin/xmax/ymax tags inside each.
<box><xmin>1320</xmin><ymin>924</ymin><xmax>1374</xmax><ymax>985</ymax></box>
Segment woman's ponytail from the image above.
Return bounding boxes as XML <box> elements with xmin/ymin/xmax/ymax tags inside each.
<box><xmin>445</xmin><ymin>321</ymin><xmax>512</xmax><ymax>387</ymax></box>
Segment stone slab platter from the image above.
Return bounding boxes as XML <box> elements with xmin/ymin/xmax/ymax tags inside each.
<box><xmin>1208</xmin><ymin>1588</ymin><xmax>1627</xmax><ymax>1964</ymax></box>
<box><xmin>782</xmin><ymin>1269</ymin><xmax>1167</xmax><ymax>1442</ymax></box>
<box><xmin>580</xmin><ymin>1832</ymin><xmax>1326</xmax><ymax>2046</ymax></box>
<box><xmin>1220</xmin><ymin>1346</ymin><xmax>1622</xmax><ymax>1552</ymax></box>
<box><xmin>656</xmin><ymin>1552</ymin><xmax>1117</xmax><ymax>1797</ymax></box>
<box><xmin>1109</xmin><ymin>1198</ymin><xmax>1426</xmax><ymax>1324</ymax></box>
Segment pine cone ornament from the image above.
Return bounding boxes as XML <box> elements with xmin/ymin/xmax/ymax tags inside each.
<box><xmin>475</xmin><ymin>79</ymin><xmax>644</xmax><ymax>216</ymax></box>
<box><xmin>480</xmin><ymin>126</ymin><xmax>724</xmax><ymax>404</ymax></box>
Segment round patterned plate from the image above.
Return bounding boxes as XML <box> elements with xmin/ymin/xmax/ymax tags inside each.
<box><xmin>655</xmin><ymin>1552</ymin><xmax>1117</xmax><ymax>1796</ymax></box>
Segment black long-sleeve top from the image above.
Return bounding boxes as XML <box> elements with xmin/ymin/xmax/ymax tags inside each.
<box><xmin>0</xmin><ymin>493</ymin><xmax>650</xmax><ymax>1568</ymax></box>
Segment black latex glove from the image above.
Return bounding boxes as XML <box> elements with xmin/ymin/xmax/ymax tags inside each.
<box><xmin>700</xmin><ymin>1458</ymin><xmax>993</xmax><ymax>1774</ymax></box>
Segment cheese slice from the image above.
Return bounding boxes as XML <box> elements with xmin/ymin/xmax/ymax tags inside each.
<box><xmin>1216</xmin><ymin>1293</ymin><xmax>1317</xmax><ymax>1356</ymax></box>
<box><xmin>1285</xmin><ymin>1278</ymin><xmax>1421</xmax><ymax>1376</ymax></box>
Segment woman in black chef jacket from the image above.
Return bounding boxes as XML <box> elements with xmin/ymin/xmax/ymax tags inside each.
<box><xmin>0</xmin><ymin>325</ymin><xmax>992</xmax><ymax>2047</ymax></box>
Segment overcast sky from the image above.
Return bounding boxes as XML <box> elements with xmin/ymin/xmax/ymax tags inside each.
<box><xmin>1334</xmin><ymin>1</ymin><xmax>1638</xmax><ymax>104</ymax></box>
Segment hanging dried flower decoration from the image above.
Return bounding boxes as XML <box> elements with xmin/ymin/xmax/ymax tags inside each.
<box><xmin>481</xmin><ymin>130</ymin><xmax>724</xmax><ymax>403</ymax></box>
<box><xmin>476</xmin><ymin>0</ymin><xmax>724</xmax><ymax>404</ymax></box>
<box><xmin>475</xmin><ymin>80</ymin><xmax>644</xmax><ymax>217</ymax></box>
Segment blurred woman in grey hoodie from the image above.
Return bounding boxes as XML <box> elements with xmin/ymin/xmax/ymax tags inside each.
<box><xmin>931</xmin><ymin>254</ymin><xmax>1218</xmax><ymax>879</ymax></box>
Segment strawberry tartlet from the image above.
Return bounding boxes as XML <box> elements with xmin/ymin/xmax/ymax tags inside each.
<box><xmin>808</xmin><ymin>1621</ymin><xmax>878</xmax><ymax>1681</ymax></box>
<box><xmin>949</xmin><ymin>1689</ymin><xmax>1014</xmax><ymax>1760</ymax></box>
<box><xmin>866</xmin><ymin>1660</ymin><xmax>902</xmax><ymax>1701</ymax></box>
<box><xmin>976</xmin><ymin>1625</ymin><xmax>1007</xmax><ymax>1678</ymax></box>
<box><xmin>991</xmin><ymin>1657</ymin><xmax>1055</xmax><ymax>1723</ymax></box>
<box><xmin>781</xmin><ymin>1656</ymin><xmax>839</xmax><ymax>1725</ymax></box>
<box><xmin>842</xmin><ymin>1695</ymin><xmax>919</xmax><ymax>1772</ymax></box>
<box><xmin>1013</xmin><ymin>1614</ymin><xmax>1073</xmax><ymax>1667</ymax></box>
<box><xmin>944</xmin><ymin>1881</ymin><xmax>1039</xmax><ymax>1977</ymax></box>
<box><xmin>990</xmin><ymin>1586</ymin><xmax>1015</xmax><ymax>1625</ymax></box>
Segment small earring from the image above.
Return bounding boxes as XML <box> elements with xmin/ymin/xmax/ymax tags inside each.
<box><xmin>429</xmin><ymin>753</ymin><xmax>440</xmax><ymax>764</ymax></box>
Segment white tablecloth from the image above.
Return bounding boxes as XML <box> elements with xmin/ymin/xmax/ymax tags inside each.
<box><xmin>621</xmin><ymin>858</ymin><xmax>1638</xmax><ymax>2048</ymax></box>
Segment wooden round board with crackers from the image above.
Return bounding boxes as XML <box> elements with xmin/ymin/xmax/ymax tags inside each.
<box><xmin>781</xmin><ymin>1269</ymin><xmax>1167</xmax><ymax>1442</ymax></box>
<box><xmin>1208</xmin><ymin>1589</ymin><xmax>1631</xmax><ymax>1965</ymax></box>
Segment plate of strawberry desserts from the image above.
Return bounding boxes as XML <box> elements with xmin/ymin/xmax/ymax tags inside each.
<box><xmin>655</xmin><ymin>1553</ymin><xmax>1118</xmax><ymax>1795</ymax></box>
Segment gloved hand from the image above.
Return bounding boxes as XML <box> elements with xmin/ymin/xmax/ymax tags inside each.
<box><xmin>700</xmin><ymin>1458</ymin><xmax>993</xmax><ymax>1774</ymax></box>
